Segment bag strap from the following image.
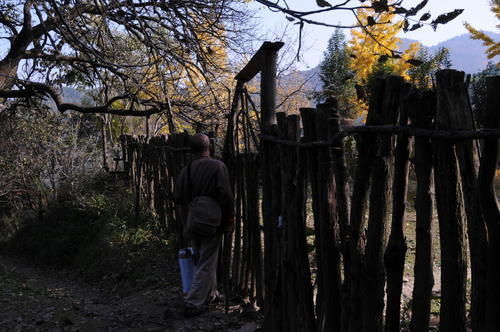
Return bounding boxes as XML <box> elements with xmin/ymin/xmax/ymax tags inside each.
<box><xmin>186</xmin><ymin>161</ymin><xmax>193</xmax><ymax>201</ymax></box>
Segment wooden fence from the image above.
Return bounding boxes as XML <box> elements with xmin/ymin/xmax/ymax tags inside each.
<box><xmin>120</xmin><ymin>133</ymin><xmax>190</xmax><ymax>237</ymax></box>
<box><xmin>255</xmin><ymin>71</ymin><xmax>500</xmax><ymax>332</ymax></box>
<box><xmin>121</xmin><ymin>68</ymin><xmax>500</xmax><ymax>331</ymax></box>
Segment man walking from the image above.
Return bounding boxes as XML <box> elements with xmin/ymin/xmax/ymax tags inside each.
<box><xmin>174</xmin><ymin>133</ymin><xmax>234</xmax><ymax>317</ymax></box>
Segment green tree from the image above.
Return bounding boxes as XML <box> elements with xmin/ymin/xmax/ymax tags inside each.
<box><xmin>469</xmin><ymin>62</ymin><xmax>500</xmax><ymax>124</ymax></box>
<box><xmin>316</xmin><ymin>28</ymin><xmax>358</xmax><ymax>118</ymax></box>
<box><xmin>408</xmin><ymin>47</ymin><xmax>452</xmax><ymax>88</ymax></box>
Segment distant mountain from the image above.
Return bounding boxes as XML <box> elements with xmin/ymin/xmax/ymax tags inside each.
<box><xmin>299</xmin><ymin>66</ymin><xmax>322</xmax><ymax>95</ymax></box>
<box><xmin>62</xmin><ymin>86</ymin><xmax>85</xmax><ymax>104</ymax></box>
<box><xmin>44</xmin><ymin>87</ymin><xmax>89</xmax><ymax>111</ymax></box>
<box><xmin>400</xmin><ymin>31</ymin><xmax>499</xmax><ymax>74</ymax></box>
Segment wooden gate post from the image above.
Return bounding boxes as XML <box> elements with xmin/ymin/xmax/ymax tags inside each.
<box><xmin>257</xmin><ymin>42</ymin><xmax>285</xmax><ymax>331</ymax></box>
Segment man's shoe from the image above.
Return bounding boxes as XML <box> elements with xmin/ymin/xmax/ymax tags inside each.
<box><xmin>184</xmin><ymin>303</ymin><xmax>207</xmax><ymax>318</ymax></box>
<box><xmin>206</xmin><ymin>290</ymin><xmax>225</xmax><ymax>305</ymax></box>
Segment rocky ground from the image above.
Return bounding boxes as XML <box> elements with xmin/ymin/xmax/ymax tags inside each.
<box><xmin>0</xmin><ymin>255</ymin><xmax>261</xmax><ymax>331</ymax></box>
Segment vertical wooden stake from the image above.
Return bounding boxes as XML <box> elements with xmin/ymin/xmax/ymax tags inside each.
<box><xmin>348</xmin><ymin>78</ymin><xmax>385</xmax><ymax>332</ymax></box>
<box><xmin>408</xmin><ymin>90</ymin><xmax>436</xmax><ymax>332</ymax></box>
<box><xmin>434</xmin><ymin>70</ymin><xmax>468</xmax><ymax>332</ymax></box>
<box><xmin>362</xmin><ymin>76</ymin><xmax>402</xmax><ymax>332</ymax></box>
<box><xmin>384</xmin><ymin>83</ymin><xmax>412</xmax><ymax>332</ymax></box>
<box><xmin>481</xmin><ymin>76</ymin><xmax>500</xmax><ymax>332</ymax></box>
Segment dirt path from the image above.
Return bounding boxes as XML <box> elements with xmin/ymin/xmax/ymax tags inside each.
<box><xmin>0</xmin><ymin>256</ymin><xmax>260</xmax><ymax>331</ymax></box>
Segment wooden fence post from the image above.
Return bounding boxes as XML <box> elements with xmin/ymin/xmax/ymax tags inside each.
<box><xmin>408</xmin><ymin>90</ymin><xmax>436</xmax><ymax>332</ymax></box>
<box><xmin>384</xmin><ymin>82</ymin><xmax>412</xmax><ymax>332</ymax></box>
<box><xmin>328</xmin><ymin>102</ymin><xmax>352</xmax><ymax>331</ymax></box>
<box><xmin>299</xmin><ymin>107</ymin><xmax>322</xmax><ymax>309</ymax></box>
<box><xmin>282</xmin><ymin>114</ymin><xmax>316</xmax><ymax>332</ymax></box>
<box><xmin>316</xmin><ymin>102</ymin><xmax>342</xmax><ymax>332</ymax></box>
<box><xmin>437</xmin><ymin>69</ymin><xmax>488</xmax><ymax>331</ymax></box>
<box><xmin>348</xmin><ymin>78</ymin><xmax>385</xmax><ymax>332</ymax></box>
<box><xmin>434</xmin><ymin>70</ymin><xmax>468</xmax><ymax>332</ymax></box>
<box><xmin>481</xmin><ymin>76</ymin><xmax>500</xmax><ymax>332</ymax></box>
<box><xmin>361</xmin><ymin>75</ymin><xmax>403</xmax><ymax>332</ymax></box>
<box><xmin>276</xmin><ymin>112</ymin><xmax>287</xmax><ymax>332</ymax></box>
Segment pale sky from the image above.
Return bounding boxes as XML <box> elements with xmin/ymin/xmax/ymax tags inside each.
<box><xmin>251</xmin><ymin>0</ymin><xmax>499</xmax><ymax>69</ymax></box>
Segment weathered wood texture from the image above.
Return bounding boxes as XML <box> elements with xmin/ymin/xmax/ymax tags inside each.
<box><xmin>282</xmin><ymin>115</ymin><xmax>316</xmax><ymax>331</ymax></box>
<box><xmin>315</xmin><ymin>103</ymin><xmax>342</xmax><ymax>332</ymax></box>
<box><xmin>329</xmin><ymin>103</ymin><xmax>352</xmax><ymax>332</ymax></box>
<box><xmin>348</xmin><ymin>78</ymin><xmax>385</xmax><ymax>332</ymax></box>
<box><xmin>436</xmin><ymin>69</ymin><xmax>488</xmax><ymax>332</ymax></box>
<box><xmin>384</xmin><ymin>83</ymin><xmax>411</xmax><ymax>332</ymax></box>
<box><xmin>434</xmin><ymin>70</ymin><xmax>468</xmax><ymax>332</ymax></box>
<box><xmin>234</xmin><ymin>41</ymin><xmax>284</xmax><ymax>83</ymax></box>
<box><xmin>361</xmin><ymin>76</ymin><xmax>402</xmax><ymax>332</ymax></box>
<box><xmin>260</xmin><ymin>44</ymin><xmax>283</xmax><ymax>331</ymax></box>
<box><xmin>408</xmin><ymin>90</ymin><xmax>436</xmax><ymax>332</ymax></box>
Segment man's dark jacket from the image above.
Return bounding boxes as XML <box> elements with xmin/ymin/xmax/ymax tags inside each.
<box><xmin>175</xmin><ymin>156</ymin><xmax>234</xmax><ymax>225</ymax></box>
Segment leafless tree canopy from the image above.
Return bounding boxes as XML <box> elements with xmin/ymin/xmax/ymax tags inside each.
<box><xmin>0</xmin><ymin>0</ymin><xmax>249</xmax><ymax>119</ymax></box>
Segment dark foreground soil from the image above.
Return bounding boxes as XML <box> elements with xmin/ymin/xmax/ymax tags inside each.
<box><xmin>0</xmin><ymin>255</ymin><xmax>261</xmax><ymax>331</ymax></box>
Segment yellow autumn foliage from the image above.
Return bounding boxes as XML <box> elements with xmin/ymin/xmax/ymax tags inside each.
<box><xmin>348</xmin><ymin>6</ymin><xmax>421</xmax><ymax>83</ymax></box>
<box><xmin>131</xmin><ymin>19</ymin><xmax>233</xmax><ymax>135</ymax></box>
<box><xmin>464</xmin><ymin>0</ymin><xmax>499</xmax><ymax>65</ymax></box>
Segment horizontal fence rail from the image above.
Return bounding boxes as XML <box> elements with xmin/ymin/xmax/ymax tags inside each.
<box><xmin>261</xmin><ymin>126</ymin><xmax>500</xmax><ymax>148</ymax></box>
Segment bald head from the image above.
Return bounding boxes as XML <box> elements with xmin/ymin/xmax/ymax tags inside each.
<box><xmin>190</xmin><ymin>133</ymin><xmax>210</xmax><ymax>155</ymax></box>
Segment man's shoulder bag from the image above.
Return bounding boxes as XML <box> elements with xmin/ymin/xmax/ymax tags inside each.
<box><xmin>185</xmin><ymin>162</ymin><xmax>222</xmax><ymax>237</ymax></box>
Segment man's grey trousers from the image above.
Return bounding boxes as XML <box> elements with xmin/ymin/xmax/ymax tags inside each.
<box><xmin>185</xmin><ymin>234</ymin><xmax>221</xmax><ymax>306</ymax></box>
